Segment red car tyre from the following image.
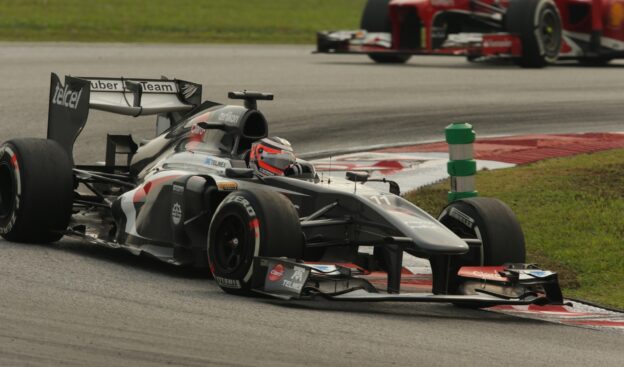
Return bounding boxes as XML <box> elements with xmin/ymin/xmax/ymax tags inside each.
<box><xmin>361</xmin><ymin>0</ymin><xmax>411</xmax><ymax>64</ymax></box>
<box><xmin>506</xmin><ymin>0</ymin><xmax>563</xmax><ymax>68</ymax></box>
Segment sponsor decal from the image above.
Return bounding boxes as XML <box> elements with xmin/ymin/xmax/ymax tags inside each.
<box><xmin>308</xmin><ymin>264</ymin><xmax>338</xmax><ymax>273</ymax></box>
<box><xmin>181</xmin><ymin>82</ymin><xmax>199</xmax><ymax>99</ymax></box>
<box><xmin>483</xmin><ymin>40</ymin><xmax>512</xmax><ymax>48</ymax></box>
<box><xmin>89</xmin><ymin>80</ymin><xmax>122</xmax><ymax>92</ymax></box>
<box><xmin>458</xmin><ymin>266</ymin><xmax>507</xmax><ymax>282</ymax></box>
<box><xmin>172</xmin><ymin>183</ymin><xmax>184</xmax><ymax>193</ymax></box>
<box><xmin>471</xmin><ymin>270</ymin><xmax>506</xmax><ymax>281</ymax></box>
<box><xmin>171</xmin><ymin>202</ymin><xmax>182</xmax><ymax>225</ymax></box>
<box><xmin>308</xmin><ymin>264</ymin><xmax>343</xmax><ymax>276</ymax></box>
<box><xmin>505</xmin><ymin>269</ymin><xmax>556</xmax><ymax>280</ymax></box>
<box><xmin>214</xmin><ymin>275</ymin><xmax>242</xmax><ymax>289</ymax></box>
<box><xmin>205</xmin><ymin>157</ymin><xmax>227</xmax><ymax>169</ymax></box>
<box><xmin>280</xmin><ymin>266</ymin><xmax>307</xmax><ymax>291</ymax></box>
<box><xmin>263</xmin><ymin>263</ymin><xmax>309</xmax><ymax>293</ymax></box>
<box><xmin>138</xmin><ymin>81</ymin><xmax>175</xmax><ymax>93</ymax></box>
<box><xmin>218</xmin><ymin>111</ymin><xmax>239</xmax><ymax>124</ymax></box>
<box><xmin>217</xmin><ymin>181</ymin><xmax>238</xmax><ymax>191</ymax></box>
<box><xmin>527</xmin><ymin>270</ymin><xmax>554</xmax><ymax>278</ymax></box>
<box><xmin>89</xmin><ymin>79</ymin><xmax>176</xmax><ymax>93</ymax></box>
<box><xmin>448</xmin><ymin>207</ymin><xmax>475</xmax><ymax>228</ymax></box>
<box><xmin>224</xmin><ymin>195</ymin><xmax>256</xmax><ymax>217</ymax></box>
<box><xmin>52</xmin><ymin>82</ymin><xmax>83</xmax><ymax>110</ymax></box>
<box><xmin>291</xmin><ymin>266</ymin><xmax>305</xmax><ymax>282</ymax></box>
<box><xmin>268</xmin><ymin>264</ymin><xmax>285</xmax><ymax>282</ymax></box>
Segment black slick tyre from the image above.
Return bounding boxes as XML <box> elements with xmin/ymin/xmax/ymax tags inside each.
<box><xmin>505</xmin><ymin>0</ymin><xmax>562</xmax><ymax>68</ymax></box>
<box><xmin>207</xmin><ymin>189</ymin><xmax>303</xmax><ymax>295</ymax></box>
<box><xmin>437</xmin><ymin>197</ymin><xmax>525</xmax><ymax>307</ymax></box>
<box><xmin>0</xmin><ymin>138</ymin><xmax>74</xmax><ymax>243</ymax></box>
<box><xmin>438</xmin><ymin>197</ymin><xmax>525</xmax><ymax>266</ymax></box>
<box><xmin>361</xmin><ymin>0</ymin><xmax>411</xmax><ymax>64</ymax></box>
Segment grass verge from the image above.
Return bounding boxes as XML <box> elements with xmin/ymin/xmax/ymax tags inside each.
<box><xmin>0</xmin><ymin>0</ymin><xmax>365</xmax><ymax>43</ymax></box>
<box><xmin>405</xmin><ymin>148</ymin><xmax>624</xmax><ymax>309</ymax></box>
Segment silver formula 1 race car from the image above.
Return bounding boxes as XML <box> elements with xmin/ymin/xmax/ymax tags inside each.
<box><xmin>0</xmin><ymin>74</ymin><xmax>563</xmax><ymax>306</ymax></box>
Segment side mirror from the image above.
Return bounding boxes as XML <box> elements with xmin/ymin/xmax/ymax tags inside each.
<box><xmin>346</xmin><ymin>171</ymin><xmax>369</xmax><ymax>183</ymax></box>
<box><xmin>388</xmin><ymin>181</ymin><xmax>400</xmax><ymax>196</ymax></box>
<box><xmin>367</xmin><ymin>178</ymin><xmax>401</xmax><ymax>196</ymax></box>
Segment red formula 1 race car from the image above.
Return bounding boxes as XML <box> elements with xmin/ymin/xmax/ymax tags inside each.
<box><xmin>317</xmin><ymin>0</ymin><xmax>624</xmax><ymax>67</ymax></box>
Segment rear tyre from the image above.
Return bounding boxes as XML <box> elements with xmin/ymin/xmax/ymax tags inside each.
<box><xmin>361</xmin><ymin>0</ymin><xmax>411</xmax><ymax>64</ymax></box>
<box><xmin>505</xmin><ymin>0</ymin><xmax>562</xmax><ymax>68</ymax></box>
<box><xmin>207</xmin><ymin>189</ymin><xmax>303</xmax><ymax>296</ymax></box>
<box><xmin>0</xmin><ymin>138</ymin><xmax>74</xmax><ymax>243</ymax></box>
<box><xmin>437</xmin><ymin>198</ymin><xmax>525</xmax><ymax>307</ymax></box>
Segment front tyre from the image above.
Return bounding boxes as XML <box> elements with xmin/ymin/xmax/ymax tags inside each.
<box><xmin>207</xmin><ymin>189</ymin><xmax>303</xmax><ymax>295</ymax></box>
<box><xmin>437</xmin><ymin>198</ymin><xmax>526</xmax><ymax>307</ymax></box>
<box><xmin>361</xmin><ymin>0</ymin><xmax>411</xmax><ymax>64</ymax></box>
<box><xmin>506</xmin><ymin>0</ymin><xmax>562</xmax><ymax>68</ymax></box>
<box><xmin>0</xmin><ymin>138</ymin><xmax>74</xmax><ymax>243</ymax></box>
<box><xmin>438</xmin><ymin>197</ymin><xmax>526</xmax><ymax>266</ymax></box>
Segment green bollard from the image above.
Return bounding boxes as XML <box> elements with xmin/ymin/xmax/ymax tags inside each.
<box><xmin>445</xmin><ymin>122</ymin><xmax>478</xmax><ymax>202</ymax></box>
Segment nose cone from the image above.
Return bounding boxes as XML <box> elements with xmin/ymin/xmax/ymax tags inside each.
<box><xmin>405</xmin><ymin>222</ymin><xmax>470</xmax><ymax>254</ymax></box>
<box><xmin>388</xmin><ymin>207</ymin><xmax>469</xmax><ymax>255</ymax></box>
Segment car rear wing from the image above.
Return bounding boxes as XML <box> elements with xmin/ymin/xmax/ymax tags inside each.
<box><xmin>47</xmin><ymin>73</ymin><xmax>202</xmax><ymax>161</ymax></box>
<box><xmin>79</xmin><ymin>75</ymin><xmax>202</xmax><ymax>116</ymax></box>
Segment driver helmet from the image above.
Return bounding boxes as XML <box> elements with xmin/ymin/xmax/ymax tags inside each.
<box><xmin>249</xmin><ymin>136</ymin><xmax>296</xmax><ymax>176</ymax></box>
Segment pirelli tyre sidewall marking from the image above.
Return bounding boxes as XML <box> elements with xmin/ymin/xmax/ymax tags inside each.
<box><xmin>441</xmin><ymin>205</ymin><xmax>484</xmax><ymax>265</ymax></box>
<box><xmin>0</xmin><ymin>145</ymin><xmax>20</xmax><ymax>235</ymax></box>
<box><xmin>209</xmin><ymin>193</ymin><xmax>260</xmax><ymax>289</ymax></box>
<box><xmin>448</xmin><ymin>207</ymin><xmax>475</xmax><ymax>229</ymax></box>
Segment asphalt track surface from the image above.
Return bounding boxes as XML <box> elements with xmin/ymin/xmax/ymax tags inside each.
<box><xmin>0</xmin><ymin>43</ymin><xmax>623</xmax><ymax>366</ymax></box>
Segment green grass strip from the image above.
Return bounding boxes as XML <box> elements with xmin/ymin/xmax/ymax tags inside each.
<box><xmin>405</xmin><ymin>148</ymin><xmax>624</xmax><ymax>309</ymax></box>
<box><xmin>0</xmin><ymin>0</ymin><xmax>365</xmax><ymax>43</ymax></box>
